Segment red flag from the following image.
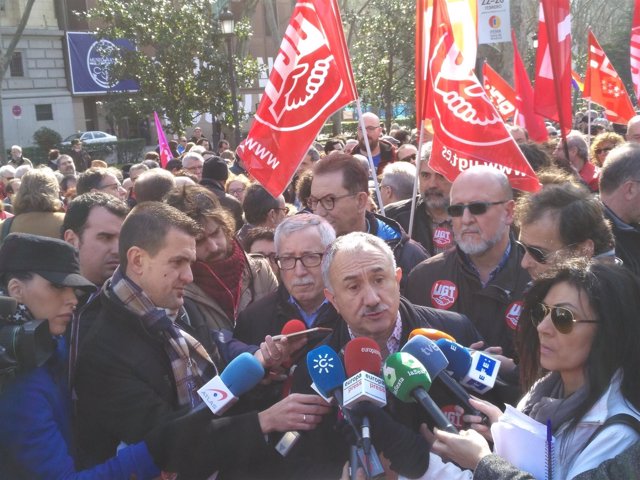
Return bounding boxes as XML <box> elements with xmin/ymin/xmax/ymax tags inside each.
<box><xmin>416</xmin><ymin>0</ymin><xmax>477</xmax><ymax>129</ymax></box>
<box><xmin>534</xmin><ymin>1</ymin><xmax>572</xmax><ymax>136</ymax></box>
<box><xmin>482</xmin><ymin>62</ymin><xmax>517</xmax><ymax>122</ymax></box>
<box><xmin>153</xmin><ymin>112</ymin><xmax>172</xmax><ymax>168</ymax></box>
<box><xmin>512</xmin><ymin>30</ymin><xmax>548</xmax><ymax>143</ymax></box>
<box><xmin>237</xmin><ymin>0</ymin><xmax>356</xmax><ymax>197</ymax></box>
<box><xmin>584</xmin><ymin>31</ymin><xmax>635</xmax><ymax>124</ymax></box>
<box><xmin>425</xmin><ymin>0</ymin><xmax>539</xmax><ymax>192</ymax></box>
<box><xmin>631</xmin><ymin>0</ymin><xmax>640</xmax><ymax>101</ymax></box>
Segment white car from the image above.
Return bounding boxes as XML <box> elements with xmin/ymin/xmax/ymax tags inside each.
<box><xmin>60</xmin><ymin>131</ymin><xmax>118</xmax><ymax>146</ymax></box>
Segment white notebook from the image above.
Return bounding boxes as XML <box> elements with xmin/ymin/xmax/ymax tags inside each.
<box><xmin>492</xmin><ymin>405</ymin><xmax>557</xmax><ymax>479</ymax></box>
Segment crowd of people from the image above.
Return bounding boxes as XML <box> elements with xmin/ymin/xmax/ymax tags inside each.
<box><xmin>0</xmin><ymin>109</ymin><xmax>639</xmax><ymax>480</ymax></box>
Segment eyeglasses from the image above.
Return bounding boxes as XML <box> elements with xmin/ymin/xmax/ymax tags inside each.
<box><xmin>531</xmin><ymin>302</ymin><xmax>598</xmax><ymax>334</ymax></box>
<box><xmin>517</xmin><ymin>241</ymin><xmax>576</xmax><ymax>265</ymax></box>
<box><xmin>185</xmin><ymin>165</ymin><xmax>203</xmax><ymax>172</ymax></box>
<box><xmin>229</xmin><ymin>187</ymin><xmax>246</xmax><ymax>195</ymax></box>
<box><xmin>399</xmin><ymin>154</ymin><xmax>417</xmax><ymax>162</ymax></box>
<box><xmin>447</xmin><ymin>200</ymin><xmax>508</xmax><ymax>217</ymax></box>
<box><xmin>274</xmin><ymin>206</ymin><xmax>290</xmax><ymax>215</ymax></box>
<box><xmin>276</xmin><ymin>253</ymin><xmax>323</xmax><ymax>270</ymax></box>
<box><xmin>98</xmin><ymin>182</ymin><xmax>122</xmax><ymax>191</ymax></box>
<box><xmin>308</xmin><ymin>193</ymin><xmax>357</xmax><ymax>211</ymax></box>
<box><xmin>595</xmin><ymin>147</ymin><xmax>613</xmax><ymax>155</ymax></box>
<box><xmin>359</xmin><ymin>125</ymin><xmax>380</xmax><ymax>132</ymax></box>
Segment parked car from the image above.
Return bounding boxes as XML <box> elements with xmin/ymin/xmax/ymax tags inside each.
<box><xmin>60</xmin><ymin>131</ymin><xmax>118</xmax><ymax>146</ymax></box>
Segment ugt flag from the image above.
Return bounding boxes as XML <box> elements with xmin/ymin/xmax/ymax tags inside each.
<box><xmin>238</xmin><ymin>0</ymin><xmax>356</xmax><ymax>197</ymax></box>
<box><xmin>425</xmin><ymin>0</ymin><xmax>540</xmax><ymax>193</ymax></box>
<box><xmin>482</xmin><ymin>62</ymin><xmax>517</xmax><ymax>122</ymax></box>
<box><xmin>584</xmin><ymin>30</ymin><xmax>635</xmax><ymax>124</ymax></box>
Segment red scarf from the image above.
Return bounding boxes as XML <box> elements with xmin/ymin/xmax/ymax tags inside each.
<box><xmin>191</xmin><ymin>240</ymin><xmax>247</xmax><ymax>321</ymax></box>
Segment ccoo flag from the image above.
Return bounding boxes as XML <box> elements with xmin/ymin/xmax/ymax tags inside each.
<box><xmin>153</xmin><ymin>112</ymin><xmax>173</xmax><ymax>168</ymax></box>
<box><xmin>238</xmin><ymin>0</ymin><xmax>356</xmax><ymax>198</ymax></box>
<box><xmin>512</xmin><ymin>30</ymin><xmax>548</xmax><ymax>143</ymax></box>
<box><xmin>534</xmin><ymin>0</ymin><xmax>572</xmax><ymax>136</ymax></box>
<box><xmin>584</xmin><ymin>30</ymin><xmax>635</xmax><ymax>124</ymax></box>
<box><xmin>425</xmin><ymin>0</ymin><xmax>540</xmax><ymax>192</ymax></box>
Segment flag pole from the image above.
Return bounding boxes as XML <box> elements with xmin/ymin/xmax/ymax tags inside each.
<box><xmin>355</xmin><ymin>99</ymin><xmax>385</xmax><ymax>216</ymax></box>
<box><xmin>408</xmin><ymin>120</ymin><xmax>426</xmax><ymax>238</ymax></box>
<box><xmin>587</xmin><ymin>99</ymin><xmax>592</xmax><ymax>146</ymax></box>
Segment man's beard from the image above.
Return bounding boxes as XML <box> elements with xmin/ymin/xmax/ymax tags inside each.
<box><xmin>360</xmin><ymin>137</ymin><xmax>379</xmax><ymax>151</ymax></box>
<box><xmin>421</xmin><ymin>189</ymin><xmax>449</xmax><ymax>211</ymax></box>
<box><xmin>455</xmin><ymin>224</ymin><xmax>507</xmax><ymax>256</ymax></box>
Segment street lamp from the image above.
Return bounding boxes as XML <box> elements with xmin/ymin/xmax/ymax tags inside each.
<box><xmin>220</xmin><ymin>9</ymin><xmax>241</xmax><ymax>148</ymax></box>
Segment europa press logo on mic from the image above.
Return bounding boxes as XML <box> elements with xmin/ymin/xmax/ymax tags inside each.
<box><xmin>254</xmin><ymin>2</ymin><xmax>347</xmax><ymax>132</ymax></box>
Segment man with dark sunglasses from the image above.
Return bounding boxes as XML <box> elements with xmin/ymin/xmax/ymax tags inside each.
<box><xmin>406</xmin><ymin>166</ymin><xmax>530</xmax><ymax>404</ymax></box>
<box><xmin>515</xmin><ymin>181</ymin><xmax>615</xmax><ymax>279</ymax></box>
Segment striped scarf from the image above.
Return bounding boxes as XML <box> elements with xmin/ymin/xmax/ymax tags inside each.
<box><xmin>109</xmin><ymin>266</ymin><xmax>217</xmax><ymax>407</ymax></box>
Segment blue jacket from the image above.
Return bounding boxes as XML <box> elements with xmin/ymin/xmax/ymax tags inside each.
<box><xmin>0</xmin><ymin>337</ymin><xmax>159</xmax><ymax>479</ymax></box>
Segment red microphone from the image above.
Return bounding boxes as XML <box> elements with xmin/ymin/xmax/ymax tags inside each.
<box><xmin>281</xmin><ymin>319</ymin><xmax>306</xmax><ymax>336</ymax></box>
<box><xmin>343</xmin><ymin>338</ymin><xmax>386</xmax><ymax>457</ymax></box>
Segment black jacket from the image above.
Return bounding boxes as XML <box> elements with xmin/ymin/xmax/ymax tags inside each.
<box><xmin>285</xmin><ymin>297</ymin><xmax>482</xmax><ymax>480</ymax></box>
<box><xmin>74</xmin><ymin>287</ymin><xmax>271</xmax><ymax>478</ymax></box>
<box><xmin>604</xmin><ymin>205</ymin><xmax>640</xmax><ymax>278</ymax></box>
<box><xmin>200</xmin><ymin>178</ymin><xmax>245</xmax><ymax>230</ymax></box>
<box><xmin>351</xmin><ymin>139</ymin><xmax>397</xmax><ymax>175</ymax></box>
<box><xmin>366</xmin><ymin>210</ymin><xmax>429</xmax><ymax>292</ymax></box>
<box><xmin>384</xmin><ymin>196</ymin><xmax>444</xmax><ymax>255</ymax></box>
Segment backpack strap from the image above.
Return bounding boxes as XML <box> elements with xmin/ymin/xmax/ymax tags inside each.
<box><xmin>584</xmin><ymin>413</ymin><xmax>640</xmax><ymax>449</ymax></box>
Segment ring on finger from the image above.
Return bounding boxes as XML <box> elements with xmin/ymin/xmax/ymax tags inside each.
<box><xmin>303</xmin><ymin>414</ymin><xmax>307</xmax><ymax>423</ymax></box>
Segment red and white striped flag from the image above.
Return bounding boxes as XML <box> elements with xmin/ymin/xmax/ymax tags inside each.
<box><xmin>238</xmin><ymin>0</ymin><xmax>356</xmax><ymax>198</ymax></box>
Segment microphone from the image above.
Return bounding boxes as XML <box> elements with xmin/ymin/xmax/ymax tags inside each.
<box><xmin>401</xmin><ymin>336</ymin><xmax>486</xmax><ymax>426</ymax></box>
<box><xmin>198</xmin><ymin>352</ymin><xmax>265</xmax><ymax>415</ymax></box>
<box><xmin>343</xmin><ymin>338</ymin><xmax>387</xmax><ymax>456</ymax></box>
<box><xmin>436</xmin><ymin>339</ymin><xmax>501</xmax><ymax>395</ymax></box>
<box><xmin>409</xmin><ymin>328</ymin><xmax>456</xmax><ymax>343</ymax></box>
<box><xmin>307</xmin><ymin>344</ymin><xmax>347</xmax><ymax>405</ymax></box>
<box><xmin>383</xmin><ymin>352</ymin><xmax>458</xmax><ymax>434</ymax></box>
<box><xmin>281</xmin><ymin>318</ymin><xmax>306</xmax><ymax>336</ymax></box>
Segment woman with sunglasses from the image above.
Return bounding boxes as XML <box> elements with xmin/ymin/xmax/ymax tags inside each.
<box><xmin>419</xmin><ymin>259</ymin><xmax>640</xmax><ymax>479</ymax></box>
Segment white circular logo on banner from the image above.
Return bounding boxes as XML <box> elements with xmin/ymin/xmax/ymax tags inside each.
<box><xmin>87</xmin><ymin>39</ymin><xmax>118</xmax><ymax>89</ymax></box>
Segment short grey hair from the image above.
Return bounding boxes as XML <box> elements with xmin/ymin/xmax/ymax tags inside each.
<box><xmin>307</xmin><ymin>147</ymin><xmax>320</xmax><ymax>162</ymax></box>
<box><xmin>600</xmin><ymin>143</ymin><xmax>640</xmax><ymax>194</ymax></box>
<box><xmin>381</xmin><ymin>162</ymin><xmax>416</xmax><ymax>201</ymax></box>
<box><xmin>322</xmin><ymin>232</ymin><xmax>396</xmax><ymax>293</ymax></box>
<box><xmin>274</xmin><ymin>213</ymin><xmax>335</xmax><ymax>254</ymax></box>
<box><xmin>182</xmin><ymin>152</ymin><xmax>204</xmax><ymax>167</ymax></box>
<box><xmin>565</xmin><ymin>130</ymin><xmax>589</xmax><ymax>160</ymax></box>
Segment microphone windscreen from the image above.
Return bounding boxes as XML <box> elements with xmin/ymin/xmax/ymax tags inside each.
<box><xmin>382</xmin><ymin>352</ymin><xmax>432</xmax><ymax>403</ymax></box>
<box><xmin>220</xmin><ymin>352</ymin><xmax>265</xmax><ymax>396</ymax></box>
<box><xmin>281</xmin><ymin>319</ymin><xmax>306</xmax><ymax>335</ymax></box>
<box><xmin>409</xmin><ymin>328</ymin><xmax>456</xmax><ymax>343</ymax></box>
<box><xmin>306</xmin><ymin>345</ymin><xmax>345</xmax><ymax>396</ymax></box>
<box><xmin>344</xmin><ymin>337</ymin><xmax>382</xmax><ymax>377</ymax></box>
<box><xmin>435</xmin><ymin>339</ymin><xmax>472</xmax><ymax>380</ymax></box>
<box><xmin>0</xmin><ymin>296</ymin><xmax>17</xmax><ymax>316</ymax></box>
<box><xmin>401</xmin><ymin>336</ymin><xmax>448</xmax><ymax>378</ymax></box>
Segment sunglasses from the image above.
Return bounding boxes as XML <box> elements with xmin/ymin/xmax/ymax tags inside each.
<box><xmin>447</xmin><ymin>200</ymin><xmax>508</xmax><ymax>217</ymax></box>
<box><xmin>517</xmin><ymin>241</ymin><xmax>576</xmax><ymax>265</ymax></box>
<box><xmin>530</xmin><ymin>302</ymin><xmax>598</xmax><ymax>334</ymax></box>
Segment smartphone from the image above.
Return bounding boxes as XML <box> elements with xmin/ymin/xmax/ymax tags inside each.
<box><xmin>272</xmin><ymin>327</ymin><xmax>333</xmax><ymax>342</ymax></box>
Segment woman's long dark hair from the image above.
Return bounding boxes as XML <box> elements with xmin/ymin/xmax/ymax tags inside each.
<box><xmin>517</xmin><ymin>259</ymin><xmax>640</xmax><ymax>430</ymax></box>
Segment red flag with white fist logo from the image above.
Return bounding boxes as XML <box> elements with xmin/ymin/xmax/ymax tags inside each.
<box><xmin>238</xmin><ymin>0</ymin><xmax>357</xmax><ymax>198</ymax></box>
<box><xmin>424</xmin><ymin>0</ymin><xmax>540</xmax><ymax>193</ymax></box>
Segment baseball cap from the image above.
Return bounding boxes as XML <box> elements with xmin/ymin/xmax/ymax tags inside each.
<box><xmin>0</xmin><ymin>233</ymin><xmax>95</xmax><ymax>291</ymax></box>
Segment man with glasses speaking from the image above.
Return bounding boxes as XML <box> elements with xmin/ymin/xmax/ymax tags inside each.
<box><xmin>406</xmin><ymin>166</ymin><xmax>530</xmax><ymax>396</ymax></box>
